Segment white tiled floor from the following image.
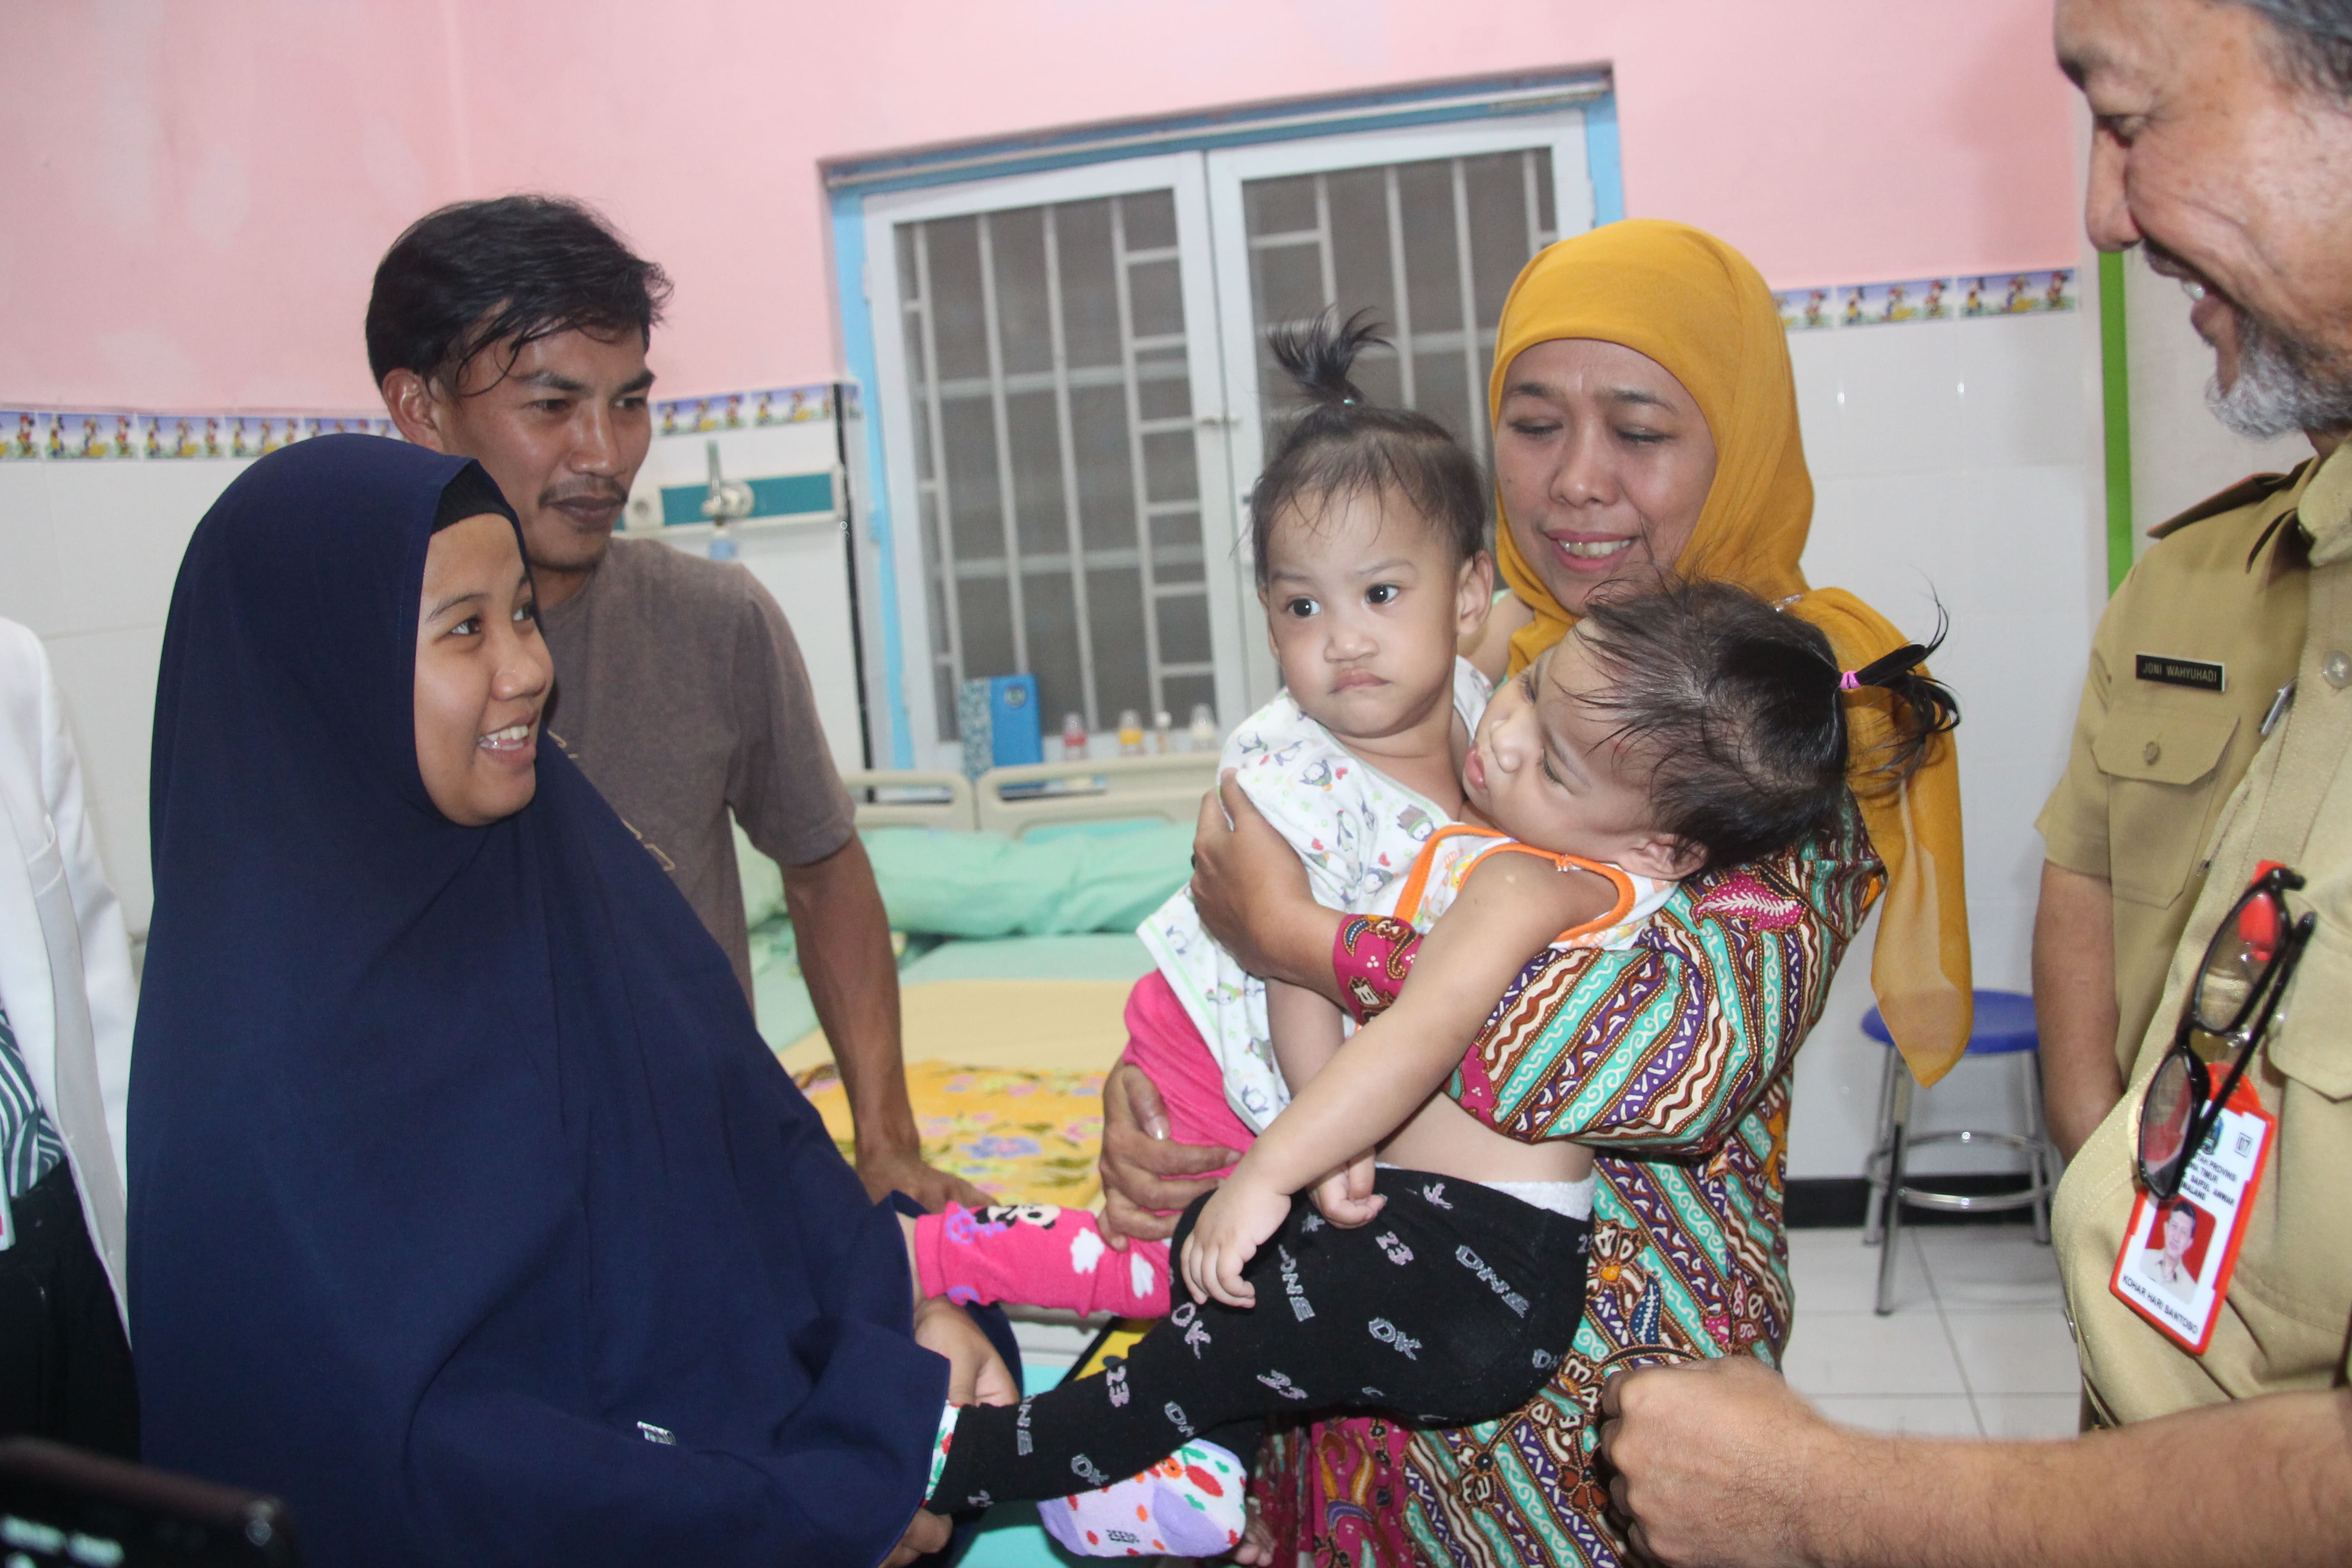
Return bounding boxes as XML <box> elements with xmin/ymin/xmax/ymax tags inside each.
<box><xmin>1784</xmin><ymin>1225</ymin><xmax>2081</xmax><ymax>1438</ymax></box>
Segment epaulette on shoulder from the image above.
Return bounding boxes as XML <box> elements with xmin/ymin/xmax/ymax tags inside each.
<box><xmin>2146</xmin><ymin>460</ymin><xmax>2312</xmax><ymax>541</ymax></box>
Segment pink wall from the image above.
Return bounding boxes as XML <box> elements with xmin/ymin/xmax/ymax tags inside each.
<box><xmin>2</xmin><ymin>0</ymin><xmax>2081</xmax><ymax>409</ymax></box>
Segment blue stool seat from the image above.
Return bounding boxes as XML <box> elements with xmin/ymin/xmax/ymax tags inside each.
<box><xmin>1860</xmin><ymin>987</ymin><xmax>2056</xmax><ymax>1313</ymax></box>
<box><xmin>1861</xmin><ymin>989</ymin><xmax>2038</xmax><ymax>1055</ymax></box>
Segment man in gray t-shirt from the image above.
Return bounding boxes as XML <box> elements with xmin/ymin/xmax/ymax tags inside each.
<box><xmin>368</xmin><ymin>195</ymin><xmax>980</xmax><ymax>1211</ymax></box>
<box><xmin>536</xmin><ymin>536</ymin><xmax>848</xmax><ymax>999</ymax></box>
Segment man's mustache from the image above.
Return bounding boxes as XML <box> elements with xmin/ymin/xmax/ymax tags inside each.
<box><xmin>538</xmin><ymin>480</ymin><xmax>629</xmax><ymax>510</ymax></box>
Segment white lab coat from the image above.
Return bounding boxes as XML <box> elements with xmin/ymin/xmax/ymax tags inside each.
<box><xmin>0</xmin><ymin>617</ymin><xmax>133</xmax><ymax>1326</ymax></box>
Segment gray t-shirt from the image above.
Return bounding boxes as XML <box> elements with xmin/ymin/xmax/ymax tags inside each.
<box><xmin>539</xmin><ymin>537</ymin><xmax>855</xmax><ymax>999</ymax></box>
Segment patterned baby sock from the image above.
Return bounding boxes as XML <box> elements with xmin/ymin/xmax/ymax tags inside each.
<box><xmin>1034</xmin><ymin>1439</ymin><xmax>1246</xmax><ymax>1558</ymax></box>
<box><xmin>925</xmin><ymin>1401</ymin><xmax>959</xmax><ymax>1500</ymax></box>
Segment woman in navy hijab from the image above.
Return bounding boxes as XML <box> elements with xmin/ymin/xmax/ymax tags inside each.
<box><xmin>127</xmin><ymin>436</ymin><xmax>1008</xmax><ymax>1566</ymax></box>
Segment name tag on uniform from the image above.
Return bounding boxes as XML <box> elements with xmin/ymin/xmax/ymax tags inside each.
<box><xmin>2110</xmin><ymin>1078</ymin><xmax>2274</xmax><ymax>1354</ymax></box>
<box><xmin>2135</xmin><ymin>653</ymin><xmax>2227</xmax><ymax>692</ymax></box>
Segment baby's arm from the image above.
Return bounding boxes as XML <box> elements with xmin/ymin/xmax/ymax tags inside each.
<box><xmin>1265</xmin><ymin>978</ymin><xmax>1344</xmax><ymax>1091</ymax></box>
<box><xmin>1264</xmin><ymin>978</ymin><xmax>1382</xmax><ymax>1227</ymax></box>
<box><xmin>1180</xmin><ymin>855</ymin><xmax>1612</xmax><ymax>1306</ymax></box>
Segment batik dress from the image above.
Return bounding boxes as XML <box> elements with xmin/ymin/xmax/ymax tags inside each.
<box><xmin>1254</xmin><ymin>802</ymin><xmax>1883</xmax><ymax>1567</ymax></box>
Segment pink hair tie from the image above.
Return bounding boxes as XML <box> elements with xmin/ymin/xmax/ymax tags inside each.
<box><xmin>1839</xmin><ymin>670</ymin><xmax>1862</xmax><ymax>691</ymax></box>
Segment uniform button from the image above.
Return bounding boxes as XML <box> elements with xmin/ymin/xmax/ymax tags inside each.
<box><xmin>2328</xmin><ymin>652</ymin><xmax>2352</xmax><ymax>690</ymax></box>
<box><xmin>2143</xmin><ymin>740</ymin><xmax>2162</xmax><ymax>764</ymax></box>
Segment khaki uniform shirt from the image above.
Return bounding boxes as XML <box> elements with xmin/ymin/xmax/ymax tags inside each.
<box><xmin>2054</xmin><ymin>441</ymin><xmax>2352</xmax><ymax>1425</ymax></box>
<box><xmin>2038</xmin><ymin>461</ymin><xmax>2314</xmax><ymax>1073</ymax></box>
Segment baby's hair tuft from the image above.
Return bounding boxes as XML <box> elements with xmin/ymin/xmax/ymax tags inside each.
<box><xmin>1248</xmin><ymin>309</ymin><xmax>1487</xmax><ymax>588</ymax></box>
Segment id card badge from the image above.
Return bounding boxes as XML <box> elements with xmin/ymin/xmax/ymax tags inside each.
<box><xmin>2111</xmin><ymin>1078</ymin><xmax>2275</xmax><ymax>1354</ymax></box>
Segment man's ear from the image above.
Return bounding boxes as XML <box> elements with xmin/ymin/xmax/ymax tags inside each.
<box><xmin>1455</xmin><ymin>550</ymin><xmax>1496</xmax><ymax>640</ymax></box>
<box><xmin>381</xmin><ymin>369</ymin><xmax>453</xmax><ymax>452</ymax></box>
<box><xmin>1615</xmin><ymin>832</ymin><xmax>1706</xmax><ymax>883</ymax></box>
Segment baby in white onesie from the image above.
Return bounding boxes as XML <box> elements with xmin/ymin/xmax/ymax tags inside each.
<box><xmin>1139</xmin><ymin>656</ymin><xmax>1494</xmax><ymax>1133</ymax></box>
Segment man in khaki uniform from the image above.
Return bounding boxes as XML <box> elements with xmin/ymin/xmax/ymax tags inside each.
<box><xmin>1585</xmin><ymin>2</ymin><xmax>2352</xmax><ymax>1562</ymax></box>
<box><xmin>2034</xmin><ymin>459</ymin><xmax>2316</xmax><ymax>1156</ymax></box>
<box><xmin>2059</xmin><ymin>447</ymin><xmax>2352</xmax><ymax>1421</ymax></box>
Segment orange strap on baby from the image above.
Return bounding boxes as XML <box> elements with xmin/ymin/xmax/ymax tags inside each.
<box><xmin>1392</xmin><ymin>824</ymin><xmax>1636</xmax><ymax>943</ymax></box>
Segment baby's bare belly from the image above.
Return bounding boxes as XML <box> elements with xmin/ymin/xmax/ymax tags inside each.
<box><xmin>1377</xmin><ymin>1091</ymin><xmax>1594</xmax><ymax>1186</ymax></box>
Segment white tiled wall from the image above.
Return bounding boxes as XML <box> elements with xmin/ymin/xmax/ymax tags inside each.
<box><xmin>1785</xmin><ymin>309</ymin><xmax>2104</xmax><ymax>1177</ymax></box>
<box><xmin>0</xmin><ymin>413</ymin><xmax>864</xmax><ymax>936</ymax></box>
<box><xmin>0</xmin><ymin>456</ymin><xmax>246</xmax><ymax>932</ymax></box>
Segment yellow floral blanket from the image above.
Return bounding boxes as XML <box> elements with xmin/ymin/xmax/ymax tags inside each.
<box><xmin>779</xmin><ymin>976</ymin><xmax>1136</xmax><ymax>1208</ymax></box>
<box><xmin>795</xmin><ymin>1059</ymin><xmax>1107</xmax><ymax>1207</ymax></box>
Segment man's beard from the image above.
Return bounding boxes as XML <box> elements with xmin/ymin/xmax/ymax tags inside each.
<box><xmin>2208</xmin><ymin>300</ymin><xmax>2352</xmax><ymax>440</ymax></box>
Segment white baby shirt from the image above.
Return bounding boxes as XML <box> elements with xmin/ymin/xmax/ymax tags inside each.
<box><xmin>1139</xmin><ymin>658</ymin><xmax>1491</xmax><ymax>1134</ymax></box>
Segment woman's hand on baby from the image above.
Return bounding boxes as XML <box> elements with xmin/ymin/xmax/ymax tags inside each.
<box><xmin>1309</xmin><ymin>1152</ymin><xmax>1385</xmax><ymax>1228</ymax></box>
<box><xmin>912</xmin><ymin>1296</ymin><xmax>1019</xmax><ymax>1407</ymax></box>
<box><xmin>1181</xmin><ymin>1177</ymin><xmax>1291</xmax><ymax>1308</ymax></box>
<box><xmin>1098</xmin><ymin>1063</ymin><xmax>1237</xmax><ymax>1250</ymax></box>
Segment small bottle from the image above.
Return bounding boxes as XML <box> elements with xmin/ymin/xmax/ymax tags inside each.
<box><xmin>1152</xmin><ymin>710</ymin><xmax>1173</xmax><ymax>755</ymax></box>
<box><xmin>1188</xmin><ymin>702</ymin><xmax>1217</xmax><ymax>754</ymax></box>
<box><xmin>1117</xmin><ymin>709</ymin><xmax>1145</xmax><ymax>757</ymax></box>
<box><xmin>1060</xmin><ymin>711</ymin><xmax>1088</xmax><ymax>760</ymax></box>
<box><xmin>706</xmin><ymin>519</ymin><xmax>738</xmax><ymax>562</ymax></box>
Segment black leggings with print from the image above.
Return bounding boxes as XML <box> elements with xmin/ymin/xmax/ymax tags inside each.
<box><xmin>929</xmin><ymin>1167</ymin><xmax>1589</xmax><ymax>1507</ymax></box>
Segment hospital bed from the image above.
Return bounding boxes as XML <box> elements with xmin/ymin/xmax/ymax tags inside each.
<box><xmin>837</xmin><ymin>751</ymin><xmax>1218</xmax><ymax>834</ymax></box>
<box><xmin>757</xmin><ymin>752</ymin><xmax>1213</xmax><ymax>1084</ymax></box>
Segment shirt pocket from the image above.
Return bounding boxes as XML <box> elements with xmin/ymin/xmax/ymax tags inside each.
<box><xmin>2267</xmin><ymin>891</ymin><xmax>2352</xmax><ymax>1100</ymax></box>
<box><xmin>2092</xmin><ymin>703</ymin><xmax>2238</xmax><ymax>909</ymax></box>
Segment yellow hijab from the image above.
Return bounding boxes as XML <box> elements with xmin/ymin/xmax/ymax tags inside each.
<box><xmin>1490</xmin><ymin>220</ymin><xmax>1972</xmax><ymax>1084</ymax></box>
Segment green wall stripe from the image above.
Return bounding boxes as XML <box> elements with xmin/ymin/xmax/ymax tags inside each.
<box><xmin>2099</xmin><ymin>249</ymin><xmax>2133</xmax><ymax>593</ymax></box>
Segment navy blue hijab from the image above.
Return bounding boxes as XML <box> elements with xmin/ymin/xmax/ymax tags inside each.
<box><xmin>128</xmin><ymin>436</ymin><xmax>943</xmax><ymax>1566</ymax></box>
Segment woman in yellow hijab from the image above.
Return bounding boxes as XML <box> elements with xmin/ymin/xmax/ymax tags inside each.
<box><xmin>1475</xmin><ymin>217</ymin><xmax>1972</xmax><ymax>1083</ymax></box>
<box><xmin>1171</xmin><ymin>220</ymin><xmax>1971</xmax><ymax>1567</ymax></box>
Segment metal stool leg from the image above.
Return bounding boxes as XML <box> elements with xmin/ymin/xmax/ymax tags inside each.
<box><xmin>1874</xmin><ymin>1070</ymin><xmax>1914</xmax><ymax>1314</ymax></box>
<box><xmin>2024</xmin><ymin>1051</ymin><xmax>2053</xmax><ymax>1245</ymax></box>
<box><xmin>1862</xmin><ymin>1047</ymin><xmax>1900</xmax><ymax>1246</ymax></box>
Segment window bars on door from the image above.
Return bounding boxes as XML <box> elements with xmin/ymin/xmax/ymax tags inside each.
<box><xmin>1241</xmin><ymin>148</ymin><xmax>1557</xmax><ymax>458</ymax></box>
<box><xmin>896</xmin><ymin>191</ymin><xmax>1217</xmax><ymax>744</ymax></box>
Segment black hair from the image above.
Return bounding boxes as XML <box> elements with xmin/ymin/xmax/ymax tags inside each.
<box><xmin>364</xmin><ymin>195</ymin><xmax>672</xmax><ymax>390</ymax></box>
<box><xmin>1249</xmin><ymin>309</ymin><xmax>1487</xmax><ymax>588</ymax></box>
<box><xmin>1568</xmin><ymin>579</ymin><xmax>1960</xmax><ymax>871</ymax></box>
<box><xmin>432</xmin><ymin>461</ymin><xmax>515</xmax><ymax>533</ymax></box>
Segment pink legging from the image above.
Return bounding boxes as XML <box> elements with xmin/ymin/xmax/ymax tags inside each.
<box><xmin>914</xmin><ymin>971</ymin><xmax>1256</xmax><ymax>1316</ymax></box>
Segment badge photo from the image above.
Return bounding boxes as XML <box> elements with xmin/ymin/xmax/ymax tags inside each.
<box><xmin>2111</xmin><ymin>1083</ymin><xmax>2274</xmax><ymax>1355</ymax></box>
